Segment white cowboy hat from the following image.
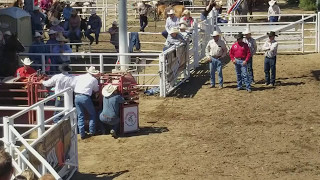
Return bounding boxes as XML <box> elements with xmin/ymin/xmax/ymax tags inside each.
<box><xmin>90</xmin><ymin>9</ymin><xmax>96</xmax><ymax>14</ymax></box>
<box><xmin>179</xmin><ymin>24</ymin><xmax>187</xmax><ymax>30</ymax></box>
<box><xmin>268</xmin><ymin>0</ymin><xmax>276</xmax><ymax>6</ymax></box>
<box><xmin>21</xmin><ymin>58</ymin><xmax>33</xmax><ymax>65</ymax></box>
<box><xmin>182</xmin><ymin>10</ymin><xmax>190</xmax><ymax>16</ymax></box>
<box><xmin>102</xmin><ymin>84</ymin><xmax>118</xmax><ymax>97</ymax></box>
<box><xmin>4</xmin><ymin>31</ymin><xmax>11</xmax><ymax>36</ymax></box>
<box><xmin>170</xmin><ymin>27</ymin><xmax>180</xmax><ymax>34</ymax></box>
<box><xmin>65</xmin><ymin>1</ymin><xmax>71</xmax><ymax>4</ymax></box>
<box><xmin>51</xmin><ymin>18</ymin><xmax>61</xmax><ymax>26</ymax></box>
<box><xmin>167</xmin><ymin>9</ymin><xmax>175</xmax><ymax>15</ymax></box>
<box><xmin>83</xmin><ymin>2</ymin><xmax>90</xmax><ymax>5</ymax></box>
<box><xmin>56</xmin><ymin>36</ymin><xmax>69</xmax><ymax>42</ymax></box>
<box><xmin>86</xmin><ymin>66</ymin><xmax>100</xmax><ymax>75</ymax></box>
<box><xmin>243</xmin><ymin>29</ymin><xmax>251</xmax><ymax>34</ymax></box>
<box><xmin>142</xmin><ymin>0</ymin><xmax>149</xmax><ymax>2</ymax></box>
<box><xmin>33</xmin><ymin>6</ymin><xmax>40</xmax><ymax>10</ymax></box>
<box><xmin>34</xmin><ymin>32</ymin><xmax>43</xmax><ymax>38</ymax></box>
<box><xmin>210</xmin><ymin>31</ymin><xmax>220</xmax><ymax>36</ymax></box>
<box><xmin>48</xmin><ymin>29</ymin><xmax>57</xmax><ymax>35</ymax></box>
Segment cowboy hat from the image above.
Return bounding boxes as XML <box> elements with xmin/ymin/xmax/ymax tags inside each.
<box><xmin>170</xmin><ymin>27</ymin><xmax>180</xmax><ymax>34</ymax></box>
<box><xmin>65</xmin><ymin>1</ymin><xmax>71</xmax><ymax>4</ymax></box>
<box><xmin>167</xmin><ymin>9</ymin><xmax>175</xmax><ymax>15</ymax></box>
<box><xmin>102</xmin><ymin>84</ymin><xmax>118</xmax><ymax>97</ymax></box>
<box><xmin>51</xmin><ymin>18</ymin><xmax>61</xmax><ymax>26</ymax></box>
<box><xmin>21</xmin><ymin>58</ymin><xmax>33</xmax><ymax>65</ymax></box>
<box><xmin>4</xmin><ymin>31</ymin><xmax>11</xmax><ymax>36</ymax></box>
<box><xmin>243</xmin><ymin>29</ymin><xmax>251</xmax><ymax>35</ymax></box>
<box><xmin>210</xmin><ymin>31</ymin><xmax>220</xmax><ymax>36</ymax></box>
<box><xmin>59</xmin><ymin>64</ymin><xmax>72</xmax><ymax>72</ymax></box>
<box><xmin>48</xmin><ymin>29</ymin><xmax>57</xmax><ymax>35</ymax></box>
<box><xmin>56</xmin><ymin>36</ymin><xmax>69</xmax><ymax>42</ymax></box>
<box><xmin>267</xmin><ymin>31</ymin><xmax>278</xmax><ymax>37</ymax></box>
<box><xmin>34</xmin><ymin>32</ymin><xmax>43</xmax><ymax>38</ymax></box>
<box><xmin>179</xmin><ymin>24</ymin><xmax>187</xmax><ymax>30</ymax></box>
<box><xmin>268</xmin><ymin>0</ymin><xmax>276</xmax><ymax>6</ymax></box>
<box><xmin>182</xmin><ymin>10</ymin><xmax>190</xmax><ymax>16</ymax></box>
<box><xmin>234</xmin><ymin>32</ymin><xmax>244</xmax><ymax>39</ymax></box>
<box><xmin>33</xmin><ymin>6</ymin><xmax>40</xmax><ymax>10</ymax></box>
<box><xmin>90</xmin><ymin>9</ymin><xmax>96</xmax><ymax>14</ymax></box>
<box><xmin>83</xmin><ymin>2</ymin><xmax>90</xmax><ymax>5</ymax></box>
<box><xmin>86</xmin><ymin>66</ymin><xmax>100</xmax><ymax>75</ymax></box>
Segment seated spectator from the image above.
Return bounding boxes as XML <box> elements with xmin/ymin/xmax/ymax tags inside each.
<box><xmin>15</xmin><ymin>58</ymin><xmax>36</xmax><ymax>78</ymax></box>
<box><xmin>85</xmin><ymin>9</ymin><xmax>102</xmax><ymax>45</ymax></box>
<box><xmin>29</xmin><ymin>32</ymin><xmax>47</xmax><ymax>71</ymax></box>
<box><xmin>163</xmin><ymin>27</ymin><xmax>186</xmax><ymax>51</ymax></box>
<box><xmin>180</xmin><ymin>10</ymin><xmax>194</xmax><ymax>28</ymax></box>
<box><xmin>0</xmin><ymin>149</ymin><xmax>14</xmax><ymax>180</ymax></box>
<box><xmin>30</xmin><ymin>6</ymin><xmax>45</xmax><ymax>35</ymax></box>
<box><xmin>162</xmin><ymin>9</ymin><xmax>179</xmax><ymax>39</ymax></box>
<box><xmin>108</xmin><ymin>21</ymin><xmax>119</xmax><ymax>52</ymax></box>
<box><xmin>67</xmin><ymin>9</ymin><xmax>81</xmax><ymax>41</ymax></box>
<box><xmin>50</xmin><ymin>18</ymin><xmax>64</xmax><ymax>36</ymax></box>
<box><xmin>51</xmin><ymin>36</ymin><xmax>72</xmax><ymax>73</ymax></box>
<box><xmin>46</xmin><ymin>30</ymin><xmax>58</xmax><ymax>52</ymax></box>
<box><xmin>40</xmin><ymin>174</ymin><xmax>55</xmax><ymax>180</ymax></box>
<box><xmin>99</xmin><ymin>84</ymin><xmax>125</xmax><ymax>138</ymax></box>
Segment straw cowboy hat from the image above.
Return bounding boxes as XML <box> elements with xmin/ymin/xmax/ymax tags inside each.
<box><xmin>179</xmin><ymin>24</ymin><xmax>187</xmax><ymax>30</ymax></box>
<box><xmin>182</xmin><ymin>10</ymin><xmax>190</xmax><ymax>16</ymax></box>
<box><xmin>243</xmin><ymin>29</ymin><xmax>251</xmax><ymax>35</ymax></box>
<box><xmin>56</xmin><ymin>36</ymin><xmax>69</xmax><ymax>42</ymax></box>
<box><xmin>59</xmin><ymin>64</ymin><xmax>72</xmax><ymax>72</ymax></box>
<box><xmin>48</xmin><ymin>29</ymin><xmax>57</xmax><ymax>35</ymax></box>
<box><xmin>51</xmin><ymin>18</ymin><xmax>61</xmax><ymax>26</ymax></box>
<box><xmin>167</xmin><ymin>9</ymin><xmax>175</xmax><ymax>15</ymax></box>
<box><xmin>267</xmin><ymin>31</ymin><xmax>278</xmax><ymax>37</ymax></box>
<box><xmin>34</xmin><ymin>32</ymin><xmax>43</xmax><ymax>38</ymax></box>
<box><xmin>21</xmin><ymin>58</ymin><xmax>33</xmax><ymax>65</ymax></box>
<box><xmin>102</xmin><ymin>84</ymin><xmax>118</xmax><ymax>97</ymax></box>
<box><xmin>86</xmin><ymin>66</ymin><xmax>100</xmax><ymax>75</ymax></box>
<box><xmin>210</xmin><ymin>31</ymin><xmax>220</xmax><ymax>37</ymax></box>
<box><xmin>268</xmin><ymin>0</ymin><xmax>276</xmax><ymax>6</ymax></box>
<box><xmin>170</xmin><ymin>27</ymin><xmax>180</xmax><ymax>34</ymax></box>
<box><xmin>234</xmin><ymin>32</ymin><xmax>244</xmax><ymax>39</ymax></box>
<box><xmin>4</xmin><ymin>31</ymin><xmax>12</xmax><ymax>36</ymax></box>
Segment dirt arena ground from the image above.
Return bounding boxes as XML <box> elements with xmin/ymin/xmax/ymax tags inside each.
<box><xmin>71</xmin><ymin>52</ymin><xmax>320</xmax><ymax>179</ymax></box>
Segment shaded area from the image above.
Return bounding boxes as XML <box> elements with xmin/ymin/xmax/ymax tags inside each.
<box><xmin>71</xmin><ymin>170</ymin><xmax>129</xmax><ymax>180</ymax></box>
<box><xmin>121</xmin><ymin>126</ymin><xmax>169</xmax><ymax>137</ymax></box>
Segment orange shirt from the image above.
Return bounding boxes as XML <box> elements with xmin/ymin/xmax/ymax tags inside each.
<box><xmin>15</xmin><ymin>67</ymin><xmax>36</xmax><ymax>78</ymax></box>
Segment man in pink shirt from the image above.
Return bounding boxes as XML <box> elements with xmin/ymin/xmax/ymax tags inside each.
<box><xmin>229</xmin><ymin>32</ymin><xmax>252</xmax><ymax>92</ymax></box>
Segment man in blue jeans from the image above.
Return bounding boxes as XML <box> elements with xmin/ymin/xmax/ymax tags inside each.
<box><xmin>205</xmin><ymin>31</ymin><xmax>227</xmax><ymax>88</ymax></box>
<box><xmin>137</xmin><ymin>0</ymin><xmax>151</xmax><ymax>32</ymax></box>
<box><xmin>262</xmin><ymin>31</ymin><xmax>278</xmax><ymax>86</ymax></box>
<box><xmin>243</xmin><ymin>29</ymin><xmax>257</xmax><ymax>84</ymax></box>
<box><xmin>74</xmin><ymin>66</ymin><xmax>100</xmax><ymax>139</ymax></box>
<box><xmin>229</xmin><ymin>32</ymin><xmax>252</xmax><ymax>92</ymax></box>
<box><xmin>85</xmin><ymin>9</ymin><xmax>102</xmax><ymax>45</ymax></box>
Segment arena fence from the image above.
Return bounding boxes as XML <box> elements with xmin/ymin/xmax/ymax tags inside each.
<box><xmin>0</xmin><ymin>87</ymin><xmax>77</xmax><ymax>180</ymax></box>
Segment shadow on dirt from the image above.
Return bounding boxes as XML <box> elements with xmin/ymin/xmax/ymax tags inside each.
<box><xmin>121</xmin><ymin>126</ymin><xmax>169</xmax><ymax>138</ymax></box>
<box><xmin>71</xmin><ymin>170</ymin><xmax>129</xmax><ymax>180</ymax></box>
<box><xmin>311</xmin><ymin>70</ymin><xmax>320</xmax><ymax>81</ymax></box>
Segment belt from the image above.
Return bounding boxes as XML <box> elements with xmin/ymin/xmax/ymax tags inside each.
<box><xmin>235</xmin><ymin>58</ymin><xmax>244</xmax><ymax>60</ymax></box>
<box><xmin>75</xmin><ymin>93</ymin><xmax>89</xmax><ymax>96</ymax></box>
<box><xmin>102</xmin><ymin>114</ymin><xmax>118</xmax><ymax>120</ymax></box>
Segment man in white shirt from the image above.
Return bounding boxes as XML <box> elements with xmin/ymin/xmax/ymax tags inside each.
<box><xmin>243</xmin><ymin>29</ymin><xmax>257</xmax><ymax>84</ymax></box>
<box><xmin>162</xmin><ymin>9</ymin><xmax>179</xmax><ymax>38</ymax></box>
<box><xmin>41</xmin><ymin>64</ymin><xmax>75</xmax><ymax>123</ymax></box>
<box><xmin>205</xmin><ymin>31</ymin><xmax>227</xmax><ymax>88</ymax></box>
<box><xmin>268</xmin><ymin>0</ymin><xmax>281</xmax><ymax>22</ymax></box>
<box><xmin>74</xmin><ymin>66</ymin><xmax>100</xmax><ymax>139</ymax></box>
<box><xmin>262</xmin><ymin>31</ymin><xmax>278</xmax><ymax>86</ymax></box>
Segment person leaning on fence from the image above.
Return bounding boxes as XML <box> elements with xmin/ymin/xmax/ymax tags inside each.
<box><xmin>162</xmin><ymin>9</ymin><xmax>180</xmax><ymax>39</ymax></box>
<box><xmin>243</xmin><ymin>29</ymin><xmax>257</xmax><ymax>84</ymax></box>
<box><xmin>200</xmin><ymin>0</ymin><xmax>216</xmax><ymax>21</ymax></box>
<box><xmin>138</xmin><ymin>0</ymin><xmax>151</xmax><ymax>32</ymax></box>
<box><xmin>29</xmin><ymin>32</ymin><xmax>47</xmax><ymax>71</ymax></box>
<box><xmin>63</xmin><ymin>1</ymin><xmax>73</xmax><ymax>31</ymax></box>
<box><xmin>205</xmin><ymin>31</ymin><xmax>227</xmax><ymax>89</ymax></box>
<box><xmin>41</xmin><ymin>64</ymin><xmax>75</xmax><ymax>123</ymax></box>
<box><xmin>163</xmin><ymin>27</ymin><xmax>186</xmax><ymax>51</ymax></box>
<box><xmin>108</xmin><ymin>21</ymin><xmax>119</xmax><ymax>52</ymax></box>
<box><xmin>268</xmin><ymin>0</ymin><xmax>281</xmax><ymax>22</ymax></box>
<box><xmin>52</xmin><ymin>36</ymin><xmax>72</xmax><ymax>73</ymax></box>
<box><xmin>15</xmin><ymin>58</ymin><xmax>36</xmax><ymax>78</ymax></box>
<box><xmin>99</xmin><ymin>84</ymin><xmax>125</xmax><ymax>138</ymax></box>
<box><xmin>229</xmin><ymin>32</ymin><xmax>252</xmax><ymax>92</ymax></box>
<box><xmin>0</xmin><ymin>149</ymin><xmax>14</xmax><ymax>180</ymax></box>
<box><xmin>85</xmin><ymin>9</ymin><xmax>102</xmax><ymax>45</ymax></box>
<box><xmin>74</xmin><ymin>66</ymin><xmax>100</xmax><ymax>140</ymax></box>
<box><xmin>262</xmin><ymin>31</ymin><xmax>278</xmax><ymax>86</ymax></box>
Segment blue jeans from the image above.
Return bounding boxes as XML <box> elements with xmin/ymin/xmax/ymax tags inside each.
<box><xmin>247</xmin><ymin>57</ymin><xmax>254</xmax><ymax>83</ymax></box>
<box><xmin>269</xmin><ymin>16</ymin><xmax>279</xmax><ymax>22</ymax></box>
<box><xmin>75</xmin><ymin>94</ymin><xmax>96</xmax><ymax>137</ymax></box>
<box><xmin>85</xmin><ymin>29</ymin><xmax>100</xmax><ymax>42</ymax></box>
<box><xmin>161</xmin><ymin>30</ymin><xmax>168</xmax><ymax>38</ymax></box>
<box><xmin>67</xmin><ymin>28</ymin><xmax>81</xmax><ymax>40</ymax></box>
<box><xmin>139</xmin><ymin>15</ymin><xmax>148</xmax><ymax>31</ymax></box>
<box><xmin>209</xmin><ymin>57</ymin><xmax>223</xmax><ymax>86</ymax></box>
<box><xmin>99</xmin><ymin>114</ymin><xmax>120</xmax><ymax>134</ymax></box>
<box><xmin>53</xmin><ymin>96</ymin><xmax>64</xmax><ymax>123</ymax></box>
<box><xmin>200</xmin><ymin>13</ymin><xmax>206</xmax><ymax>21</ymax></box>
<box><xmin>264</xmin><ymin>56</ymin><xmax>276</xmax><ymax>85</ymax></box>
<box><xmin>234</xmin><ymin>59</ymin><xmax>251</xmax><ymax>90</ymax></box>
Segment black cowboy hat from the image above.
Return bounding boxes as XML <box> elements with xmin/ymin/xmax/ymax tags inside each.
<box><xmin>267</xmin><ymin>31</ymin><xmax>278</xmax><ymax>37</ymax></box>
<box><xmin>59</xmin><ymin>64</ymin><xmax>72</xmax><ymax>72</ymax></box>
<box><xmin>234</xmin><ymin>32</ymin><xmax>244</xmax><ymax>40</ymax></box>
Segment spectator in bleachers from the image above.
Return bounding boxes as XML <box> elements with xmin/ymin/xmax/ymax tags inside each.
<box><xmin>15</xmin><ymin>58</ymin><xmax>36</xmax><ymax>78</ymax></box>
<box><xmin>180</xmin><ymin>10</ymin><xmax>194</xmax><ymax>28</ymax></box>
<box><xmin>30</xmin><ymin>6</ymin><xmax>46</xmax><ymax>35</ymax></box>
<box><xmin>85</xmin><ymin>9</ymin><xmax>102</xmax><ymax>45</ymax></box>
<box><xmin>50</xmin><ymin>18</ymin><xmax>64</xmax><ymax>36</ymax></box>
<box><xmin>162</xmin><ymin>9</ymin><xmax>179</xmax><ymax>39</ymax></box>
<box><xmin>108</xmin><ymin>21</ymin><xmax>119</xmax><ymax>52</ymax></box>
<box><xmin>29</xmin><ymin>32</ymin><xmax>47</xmax><ymax>71</ymax></box>
<box><xmin>268</xmin><ymin>0</ymin><xmax>281</xmax><ymax>22</ymax></box>
<box><xmin>0</xmin><ymin>149</ymin><xmax>13</xmax><ymax>180</ymax></box>
<box><xmin>46</xmin><ymin>29</ymin><xmax>58</xmax><ymax>51</ymax></box>
<box><xmin>243</xmin><ymin>29</ymin><xmax>257</xmax><ymax>84</ymax></box>
<box><xmin>51</xmin><ymin>36</ymin><xmax>72</xmax><ymax>72</ymax></box>
<box><xmin>163</xmin><ymin>27</ymin><xmax>186</xmax><ymax>51</ymax></box>
<box><xmin>200</xmin><ymin>0</ymin><xmax>216</xmax><ymax>21</ymax></box>
<box><xmin>63</xmin><ymin>1</ymin><xmax>73</xmax><ymax>30</ymax></box>
<box><xmin>138</xmin><ymin>0</ymin><xmax>151</xmax><ymax>32</ymax></box>
<box><xmin>67</xmin><ymin>9</ymin><xmax>81</xmax><ymax>41</ymax></box>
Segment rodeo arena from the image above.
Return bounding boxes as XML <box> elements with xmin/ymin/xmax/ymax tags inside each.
<box><xmin>1</xmin><ymin>0</ymin><xmax>320</xmax><ymax>178</ymax></box>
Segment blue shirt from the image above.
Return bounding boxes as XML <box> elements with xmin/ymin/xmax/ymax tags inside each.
<box><xmin>46</xmin><ymin>38</ymin><xmax>58</xmax><ymax>52</ymax></box>
<box><xmin>29</xmin><ymin>41</ymin><xmax>47</xmax><ymax>63</ymax></box>
<box><xmin>52</xmin><ymin>44</ymin><xmax>72</xmax><ymax>63</ymax></box>
<box><xmin>63</xmin><ymin>7</ymin><xmax>73</xmax><ymax>20</ymax></box>
<box><xmin>88</xmin><ymin>15</ymin><xmax>102</xmax><ymax>31</ymax></box>
<box><xmin>100</xmin><ymin>94</ymin><xmax>125</xmax><ymax>123</ymax></box>
<box><xmin>30</xmin><ymin>11</ymin><xmax>45</xmax><ymax>27</ymax></box>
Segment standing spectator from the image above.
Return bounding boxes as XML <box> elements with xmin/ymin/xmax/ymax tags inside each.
<box><xmin>108</xmin><ymin>21</ymin><xmax>119</xmax><ymax>52</ymax></box>
<box><xmin>63</xmin><ymin>1</ymin><xmax>73</xmax><ymax>30</ymax></box>
<box><xmin>99</xmin><ymin>84</ymin><xmax>125</xmax><ymax>138</ymax></box>
<box><xmin>229</xmin><ymin>32</ymin><xmax>252</xmax><ymax>92</ymax></box>
<box><xmin>138</xmin><ymin>0</ymin><xmax>151</xmax><ymax>32</ymax></box>
<box><xmin>85</xmin><ymin>9</ymin><xmax>102</xmax><ymax>45</ymax></box>
<box><xmin>200</xmin><ymin>0</ymin><xmax>216</xmax><ymax>21</ymax></box>
<box><xmin>163</xmin><ymin>27</ymin><xmax>186</xmax><ymax>51</ymax></box>
<box><xmin>205</xmin><ymin>31</ymin><xmax>227</xmax><ymax>88</ymax></box>
<box><xmin>0</xmin><ymin>149</ymin><xmax>13</xmax><ymax>180</ymax></box>
<box><xmin>180</xmin><ymin>10</ymin><xmax>194</xmax><ymax>28</ymax></box>
<box><xmin>67</xmin><ymin>9</ymin><xmax>81</xmax><ymax>40</ymax></box>
<box><xmin>243</xmin><ymin>29</ymin><xmax>257</xmax><ymax>84</ymax></box>
<box><xmin>41</xmin><ymin>64</ymin><xmax>75</xmax><ymax>123</ymax></box>
<box><xmin>268</xmin><ymin>0</ymin><xmax>281</xmax><ymax>22</ymax></box>
<box><xmin>162</xmin><ymin>9</ymin><xmax>179</xmax><ymax>38</ymax></box>
<box><xmin>262</xmin><ymin>31</ymin><xmax>278</xmax><ymax>86</ymax></box>
<box><xmin>52</xmin><ymin>36</ymin><xmax>72</xmax><ymax>72</ymax></box>
<box><xmin>15</xmin><ymin>58</ymin><xmax>36</xmax><ymax>78</ymax></box>
<box><xmin>29</xmin><ymin>32</ymin><xmax>47</xmax><ymax>71</ymax></box>
<box><xmin>74</xmin><ymin>66</ymin><xmax>99</xmax><ymax>139</ymax></box>
<box><xmin>30</xmin><ymin>6</ymin><xmax>45</xmax><ymax>35</ymax></box>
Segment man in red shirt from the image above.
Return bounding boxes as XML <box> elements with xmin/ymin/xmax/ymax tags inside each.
<box><xmin>15</xmin><ymin>58</ymin><xmax>37</xmax><ymax>78</ymax></box>
<box><xmin>229</xmin><ymin>32</ymin><xmax>252</xmax><ymax>92</ymax></box>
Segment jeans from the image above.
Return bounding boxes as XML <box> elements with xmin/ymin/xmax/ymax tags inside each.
<box><xmin>85</xmin><ymin>29</ymin><xmax>100</xmax><ymax>42</ymax></box>
<box><xmin>67</xmin><ymin>28</ymin><xmax>81</xmax><ymax>40</ymax></box>
<box><xmin>209</xmin><ymin>57</ymin><xmax>223</xmax><ymax>87</ymax></box>
<box><xmin>53</xmin><ymin>96</ymin><xmax>64</xmax><ymax>123</ymax></box>
<box><xmin>99</xmin><ymin>114</ymin><xmax>120</xmax><ymax>134</ymax></box>
<box><xmin>247</xmin><ymin>57</ymin><xmax>254</xmax><ymax>83</ymax></box>
<box><xmin>264</xmin><ymin>56</ymin><xmax>276</xmax><ymax>85</ymax></box>
<box><xmin>161</xmin><ymin>30</ymin><xmax>168</xmax><ymax>38</ymax></box>
<box><xmin>139</xmin><ymin>15</ymin><xmax>148</xmax><ymax>31</ymax></box>
<box><xmin>269</xmin><ymin>16</ymin><xmax>279</xmax><ymax>22</ymax></box>
<box><xmin>200</xmin><ymin>13</ymin><xmax>206</xmax><ymax>21</ymax></box>
<box><xmin>234</xmin><ymin>59</ymin><xmax>251</xmax><ymax>90</ymax></box>
<box><xmin>75</xmin><ymin>94</ymin><xmax>96</xmax><ymax>137</ymax></box>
